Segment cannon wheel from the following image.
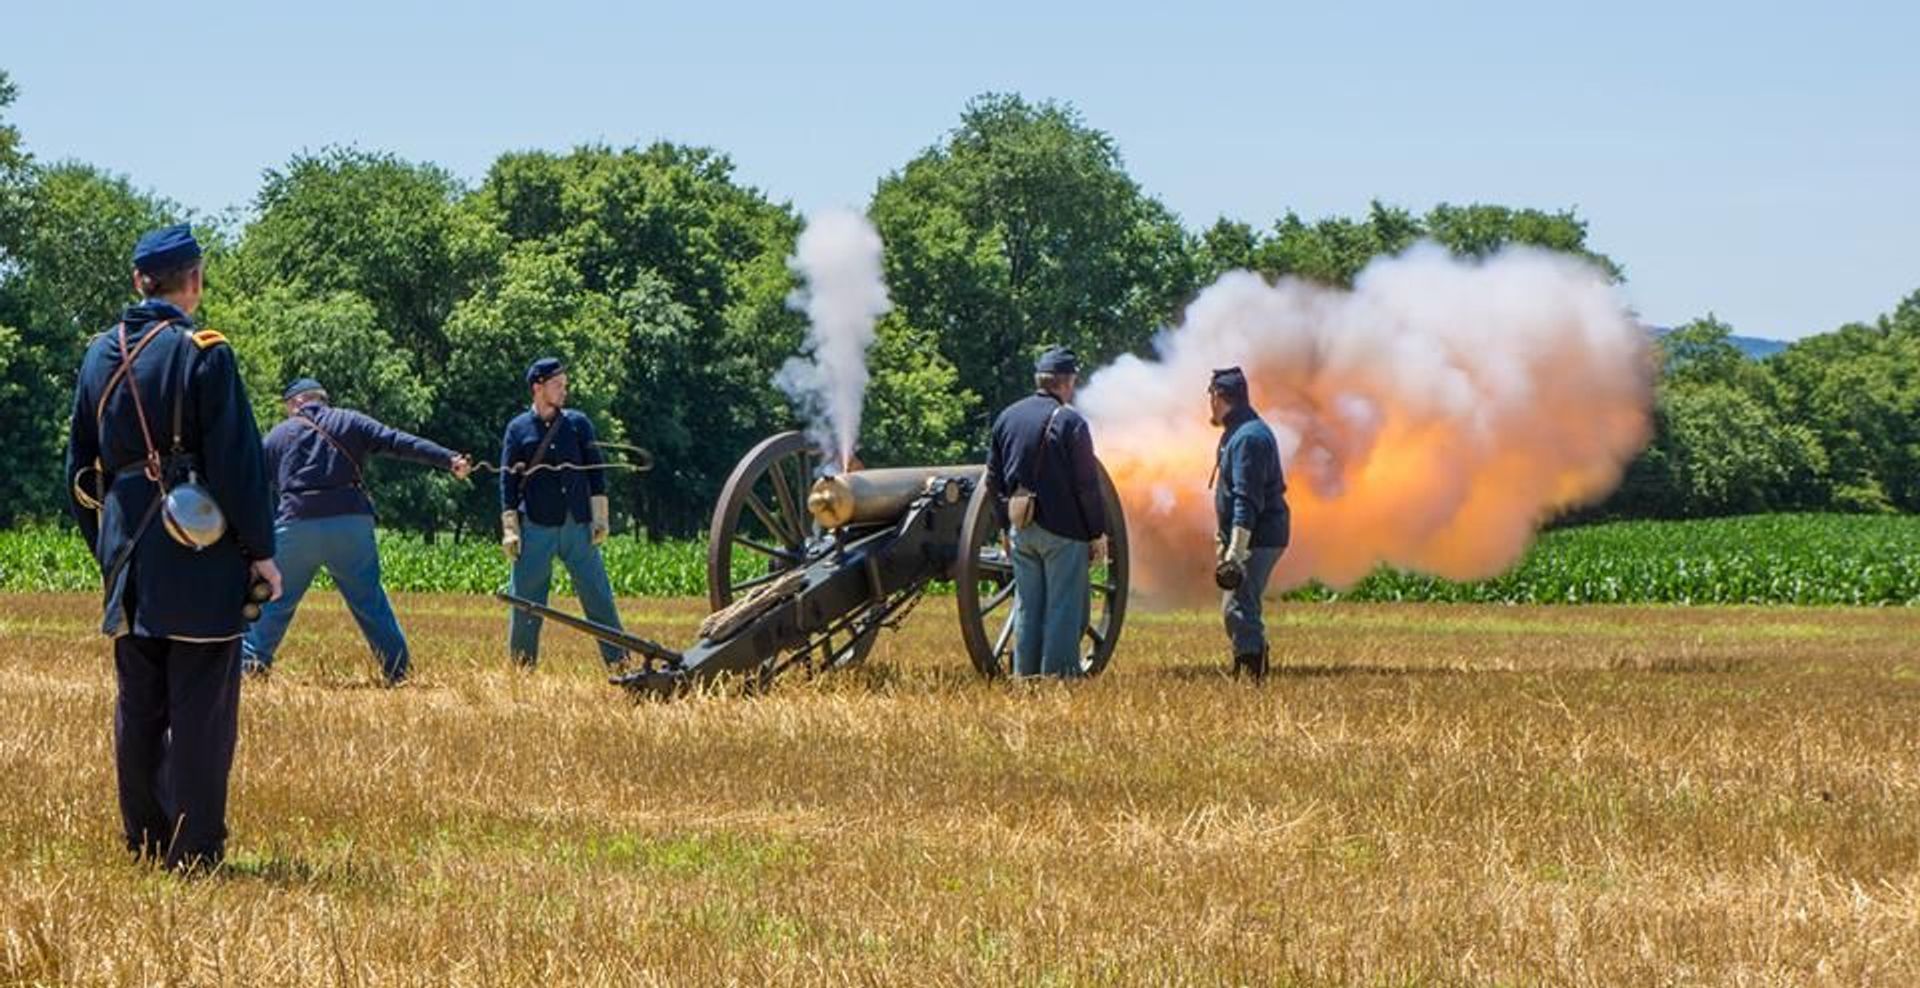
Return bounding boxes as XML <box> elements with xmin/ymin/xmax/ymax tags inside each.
<box><xmin>954</xmin><ymin>463</ymin><xmax>1129</xmax><ymax>678</ymax></box>
<box><xmin>707</xmin><ymin>431</ymin><xmax>878</xmax><ymax>672</ymax></box>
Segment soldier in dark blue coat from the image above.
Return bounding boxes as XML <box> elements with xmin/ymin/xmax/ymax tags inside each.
<box><xmin>240</xmin><ymin>377</ymin><xmax>472</xmax><ymax>684</ymax></box>
<box><xmin>1209</xmin><ymin>367</ymin><xmax>1290</xmax><ymax>678</ymax></box>
<box><xmin>63</xmin><ymin>224</ymin><xmax>280</xmax><ymax>870</ymax></box>
<box><xmin>986</xmin><ymin>346</ymin><xmax>1109</xmax><ymax>678</ymax></box>
<box><xmin>499</xmin><ymin>357</ymin><xmax>628</xmax><ymax>669</ymax></box>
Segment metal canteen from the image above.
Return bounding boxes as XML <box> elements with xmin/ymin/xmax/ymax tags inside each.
<box><xmin>162</xmin><ymin>479</ymin><xmax>228</xmax><ymax>550</ymax></box>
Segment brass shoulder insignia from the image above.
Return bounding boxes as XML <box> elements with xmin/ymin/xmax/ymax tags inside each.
<box><xmin>191</xmin><ymin>329</ymin><xmax>229</xmax><ymax>350</ymax></box>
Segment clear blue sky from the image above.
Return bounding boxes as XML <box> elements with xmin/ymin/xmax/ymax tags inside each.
<box><xmin>7</xmin><ymin>0</ymin><xmax>1915</xmax><ymax>340</ymax></box>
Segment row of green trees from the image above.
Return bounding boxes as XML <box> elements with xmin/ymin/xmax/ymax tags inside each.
<box><xmin>1604</xmin><ymin>307</ymin><xmax>1920</xmax><ymax>518</ymax></box>
<box><xmin>2</xmin><ymin>70</ymin><xmax>1913</xmax><ymax>536</ymax></box>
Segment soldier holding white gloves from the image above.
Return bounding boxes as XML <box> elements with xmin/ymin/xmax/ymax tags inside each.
<box><xmin>499</xmin><ymin>357</ymin><xmax>626</xmax><ymax>670</ymax></box>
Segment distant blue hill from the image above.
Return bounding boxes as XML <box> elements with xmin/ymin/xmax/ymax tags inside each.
<box><xmin>1645</xmin><ymin>326</ymin><xmax>1789</xmax><ymax>360</ymax></box>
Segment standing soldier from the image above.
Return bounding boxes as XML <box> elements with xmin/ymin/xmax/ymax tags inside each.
<box><xmin>499</xmin><ymin>357</ymin><xmax>629</xmax><ymax>670</ymax></box>
<box><xmin>986</xmin><ymin>346</ymin><xmax>1109</xmax><ymax>678</ymax></box>
<box><xmin>1208</xmin><ymin>367</ymin><xmax>1290</xmax><ymax>679</ymax></box>
<box><xmin>240</xmin><ymin>377</ymin><xmax>472</xmax><ymax>684</ymax></box>
<box><xmin>63</xmin><ymin>224</ymin><xmax>280</xmax><ymax>870</ymax></box>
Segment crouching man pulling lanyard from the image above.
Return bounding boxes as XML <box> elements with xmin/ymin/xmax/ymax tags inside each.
<box><xmin>64</xmin><ymin>224</ymin><xmax>280</xmax><ymax>870</ymax></box>
<box><xmin>499</xmin><ymin>357</ymin><xmax>629</xmax><ymax>671</ymax></box>
<box><xmin>1208</xmin><ymin>367</ymin><xmax>1290</xmax><ymax>679</ymax></box>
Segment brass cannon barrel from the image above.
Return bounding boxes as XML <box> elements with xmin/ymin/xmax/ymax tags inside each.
<box><xmin>807</xmin><ymin>466</ymin><xmax>984</xmax><ymax>529</ymax></box>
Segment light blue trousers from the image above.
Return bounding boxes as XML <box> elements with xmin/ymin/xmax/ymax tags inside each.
<box><xmin>1009</xmin><ymin>524</ymin><xmax>1091</xmax><ymax>678</ymax></box>
<box><xmin>242</xmin><ymin>513</ymin><xmax>410</xmax><ymax>682</ymax></box>
<box><xmin>1223</xmin><ymin>546</ymin><xmax>1284</xmax><ymax>657</ymax></box>
<box><xmin>508</xmin><ymin>519</ymin><xmax>627</xmax><ymax>666</ymax></box>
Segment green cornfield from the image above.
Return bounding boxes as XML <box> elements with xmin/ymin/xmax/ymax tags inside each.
<box><xmin>1287</xmin><ymin>513</ymin><xmax>1920</xmax><ymax>605</ymax></box>
<box><xmin>0</xmin><ymin>527</ymin><xmax>720</xmax><ymax>597</ymax></box>
<box><xmin>4</xmin><ymin>513</ymin><xmax>1917</xmax><ymax>605</ymax></box>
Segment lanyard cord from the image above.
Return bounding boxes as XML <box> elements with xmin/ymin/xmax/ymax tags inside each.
<box><xmin>473</xmin><ymin>439</ymin><xmax>654</xmax><ymax>478</ymax></box>
<box><xmin>471</xmin><ymin>460</ymin><xmax>649</xmax><ymax>477</ymax></box>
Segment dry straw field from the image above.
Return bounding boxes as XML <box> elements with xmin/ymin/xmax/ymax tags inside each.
<box><xmin>3</xmin><ymin>591</ymin><xmax>1918</xmax><ymax>986</ymax></box>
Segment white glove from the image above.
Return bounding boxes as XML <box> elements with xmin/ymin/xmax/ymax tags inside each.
<box><xmin>1225</xmin><ymin>526</ymin><xmax>1253</xmax><ymax>568</ymax></box>
<box><xmin>501</xmin><ymin>510</ymin><xmax>522</xmax><ymax>561</ymax></box>
<box><xmin>590</xmin><ymin>495</ymin><xmax>611</xmax><ymax>546</ymax></box>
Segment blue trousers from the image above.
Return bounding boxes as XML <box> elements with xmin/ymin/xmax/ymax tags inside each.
<box><xmin>1223</xmin><ymin>546</ymin><xmax>1285</xmax><ymax>657</ymax></box>
<box><xmin>509</xmin><ymin>519</ymin><xmax>627</xmax><ymax>666</ymax></box>
<box><xmin>1009</xmin><ymin>524</ymin><xmax>1091</xmax><ymax>678</ymax></box>
<box><xmin>242</xmin><ymin>513</ymin><xmax>410</xmax><ymax>682</ymax></box>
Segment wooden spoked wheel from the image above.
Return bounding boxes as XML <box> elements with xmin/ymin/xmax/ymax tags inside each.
<box><xmin>706</xmin><ymin>430</ymin><xmax>877</xmax><ymax>671</ymax></box>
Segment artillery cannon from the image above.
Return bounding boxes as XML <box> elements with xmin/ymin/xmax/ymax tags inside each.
<box><xmin>498</xmin><ymin>431</ymin><xmax>1130</xmax><ymax>696</ymax></box>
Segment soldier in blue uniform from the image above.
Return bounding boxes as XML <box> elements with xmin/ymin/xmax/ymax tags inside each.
<box><xmin>63</xmin><ymin>224</ymin><xmax>280</xmax><ymax>870</ymax></box>
<box><xmin>985</xmin><ymin>346</ymin><xmax>1109</xmax><ymax>678</ymax></box>
<box><xmin>499</xmin><ymin>357</ymin><xmax>628</xmax><ymax>669</ymax></box>
<box><xmin>240</xmin><ymin>377</ymin><xmax>472</xmax><ymax>684</ymax></box>
<box><xmin>1208</xmin><ymin>367</ymin><xmax>1290</xmax><ymax>679</ymax></box>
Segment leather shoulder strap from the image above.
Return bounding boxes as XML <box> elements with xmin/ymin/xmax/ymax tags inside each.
<box><xmin>92</xmin><ymin>320</ymin><xmax>174</xmax><ymax>428</ymax></box>
<box><xmin>1032</xmin><ymin>404</ymin><xmax>1066</xmax><ymax>482</ymax></box>
<box><xmin>525</xmin><ymin>412</ymin><xmax>566</xmax><ymax>473</ymax></box>
<box><xmin>95</xmin><ymin>320</ymin><xmax>177</xmax><ymax>479</ymax></box>
<box><xmin>293</xmin><ymin>410</ymin><xmax>367</xmax><ymax>489</ymax></box>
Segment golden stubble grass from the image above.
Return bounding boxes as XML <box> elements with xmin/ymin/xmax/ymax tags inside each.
<box><xmin>2</xmin><ymin>592</ymin><xmax>1917</xmax><ymax>986</ymax></box>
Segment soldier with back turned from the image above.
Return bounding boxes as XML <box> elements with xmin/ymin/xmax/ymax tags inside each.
<box><xmin>64</xmin><ymin>224</ymin><xmax>280</xmax><ymax>871</ymax></box>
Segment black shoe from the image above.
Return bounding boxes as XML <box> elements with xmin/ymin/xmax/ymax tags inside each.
<box><xmin>1233</xmin><ymin>649</ymin><xmax>1270</xmax><ymax>680</ymax></box>
<box><xmin>241</xmin><ymin>658</ymin><xmax>270</xmax><ymax>682</ymax></box>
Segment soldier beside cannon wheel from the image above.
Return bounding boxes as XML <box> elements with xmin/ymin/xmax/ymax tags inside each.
<box><xmin>985</xmin><ymin>346</ymin><xmax>1110</xmax><ymax>679</ymax></box>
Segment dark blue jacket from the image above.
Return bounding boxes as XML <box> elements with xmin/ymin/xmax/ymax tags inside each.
<box><xmin>1214</xmin><ymin>405</ymin><xmax>1290</xmax><ymax>549</ymax></box>
<box><xmin>500</xmin><ymin>408</ymin><xmax>606</xmax><ymax>527</ymax></box>
<box><xmin>64</xmin><ymin>300</ymin><xmax>275</xmax><ymax>640</ymax></box>
<box><xmin>263</xmin><ymin>402</ymin><xmax>455</xmax><ymax>525</ymax></box>
<box><xmin>986</xmin><ymin>392</ymin><xmax>1108</xmax><ymax>542</ymax></box>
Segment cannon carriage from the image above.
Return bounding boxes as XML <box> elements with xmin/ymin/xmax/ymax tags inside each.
<box><xmin>498</xmin><ymin>430</ymin><xmax>1130</xmax><ymax>695</ymax></box>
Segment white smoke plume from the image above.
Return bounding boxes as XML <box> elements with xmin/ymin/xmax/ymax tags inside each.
<box><xmin>1078</xmin><ymin>244</ymin><xmax>1654</xmax><ymax>605</ymax></box>
<box><xmin>777</xmin><ymin>209</ymin><xmax>891</xmax><ymax>471</ymax></box>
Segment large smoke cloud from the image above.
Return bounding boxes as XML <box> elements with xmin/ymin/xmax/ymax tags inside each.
<box><xmin>1078</xmin><ymin>244</ymin><xmax>1654</xmax><ymax>605</ymax></box>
